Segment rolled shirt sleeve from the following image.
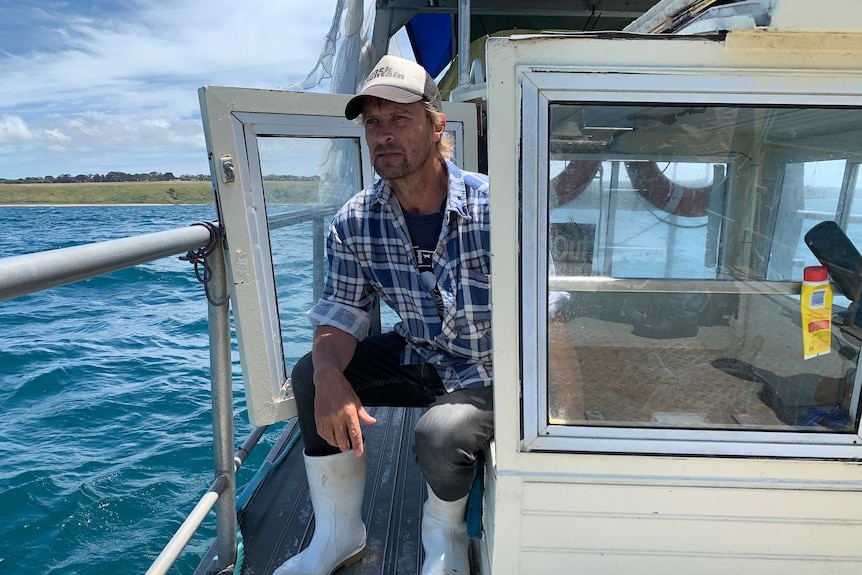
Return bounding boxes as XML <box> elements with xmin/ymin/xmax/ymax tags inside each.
<box><xmin>307</xmin><ymin>217</ymin><xmax>377</xmax><ymax>340</ymax></box>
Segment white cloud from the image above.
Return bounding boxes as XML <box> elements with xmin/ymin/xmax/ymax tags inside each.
<box><xmin>43</xmin><ymin>129</ymin><xmax>70</xmax><ymax>142</ymax></box>
<box><xmin>0</xmin><ymin>111</ymin><xmax>208</xmax><ymax>176</ymax></box>
<box><xmin>0</xmin><ymin>0</ymin><xmax>344</xmax><ymax>178</ymax></box>
<box><xmin>0</xmin><ymin>115</ymin><xmax>34</xmax><ymax>142</ymax></box>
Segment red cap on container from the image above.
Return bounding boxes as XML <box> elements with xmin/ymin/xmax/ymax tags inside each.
<box><xmin>804</xmin><ymin>265</ymin><xmax>828</xmax><ymax>282</ymax></box>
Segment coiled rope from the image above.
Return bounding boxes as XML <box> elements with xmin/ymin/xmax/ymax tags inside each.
<box><xmin>180</xmin><ymin>220</ymin><xmax>229</xmax><ymax>307</ymax></box>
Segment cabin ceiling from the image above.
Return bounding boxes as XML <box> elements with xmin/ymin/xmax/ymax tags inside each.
<box><xmin>375</xmin><ymin>0</ymin><xmax>661</xmax><ymax>40</ymax></box>
<box><xmin>549</xmin><ymin>103</ymin><xmax>862</xmax><ymax>160</ymax></box>
<box><xmin>376</xmin><ymin>0</ymin><xmax>657</xmax><ymax>17</ymax></box>
<box><xmin>371</xmin><ymin>0</ymin><xmax>663</xmax><ymax>75</ymax></box>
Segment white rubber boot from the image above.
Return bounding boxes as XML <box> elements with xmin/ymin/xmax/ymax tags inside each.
<box><xmin>273</xmin><ymin>450</ymin><xmax>367</xmax><ymax>575</ymax></box>
<box><xmin>420</xmin><ymin>484</ymin><xmax>470</xmax><ymax>575</ymax></box>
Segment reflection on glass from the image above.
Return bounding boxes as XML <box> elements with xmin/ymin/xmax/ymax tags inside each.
<box><xmin>544</xmin><ymin>103</ymin><xmax>862</xmax><ymax>433</ymax></box>
<box><xmin>845</xmin><ymin>164</ymin><xmax>862</xmax><ymax>247</ymax></box>
<box><xmin>257</xmin><ymin>136</ymin><xmax>362</xmax><ymax>369</ymax></box>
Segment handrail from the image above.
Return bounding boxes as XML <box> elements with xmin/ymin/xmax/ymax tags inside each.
<box><xmin>153</xmin><ymin>425</ymin><xmax>270</xmax><ymax>575</ymax></box>
<box><xmin>0</xmin><ymin>225</ymin><xmax>213</xmax><ymax>301</ymax></box>
<box><xmin>205</xmin><ymin>236</ymin><xmax>239</xmax><ymax>573</ymax></box>
<box><xmin>146</xmin><ymin>474</ymin><xmax>231</xmax><ymax>575</ymax></box>
<box><xmin>267</xmin><ymin>204</ymin><xmax>340</xmax><ymax>231</ymax></box>
<box><xmin>0</xmin><ymin>223</ymin><xmax>253</xmax><ymax>574</ymax></box>
<box><xmin>145</xmin><ymin>426</ymin><xmax>269</xmax><ymax>575</ymax></box>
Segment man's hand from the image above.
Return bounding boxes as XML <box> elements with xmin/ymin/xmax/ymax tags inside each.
<box><xmin>311</xmin><ymin>325</ymin><xmax>377</xmax><ymax>456</ymax></box>
<box><xmin>313</xmin><ymin>366</ymin><xmax>377</xmax><ymax>456</ymax></box>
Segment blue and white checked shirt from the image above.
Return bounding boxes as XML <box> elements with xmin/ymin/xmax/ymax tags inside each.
<box><xmin>308</xmin><ymin>160</ymin><xmax>492</xmax><ymax>392</ymax></box>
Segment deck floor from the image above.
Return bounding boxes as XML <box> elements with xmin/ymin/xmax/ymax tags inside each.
<box><xmin>231</xmin><ymin>406</ymin><xmax>429</xmax><ymax>575</ymax></box>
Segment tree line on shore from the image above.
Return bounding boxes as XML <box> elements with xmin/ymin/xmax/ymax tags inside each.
<box><xmin>2</xmin><ymin>171</ymin><xmax>201</xmax><ymax>184</ymax></box>
<box><xmin>0</xmin><ymin>172</ymin><xmax>321</xmax><ymax>184</ymax></box>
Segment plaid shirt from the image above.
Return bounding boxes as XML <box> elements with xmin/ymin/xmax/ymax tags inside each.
<box><xmin>308</xmin><ymin>160</ymin><xmax>492</xmax><ymax>391</ymax></box>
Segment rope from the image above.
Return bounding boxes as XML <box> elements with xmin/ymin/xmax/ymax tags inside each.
<box><xmin>232</xmin><ymin>526</ymin><xmax>245</xmax><ymax>575</ymax></box>
<box><xmin>235</xmin><ymin>426</ymin><xmax>301</xmax><ymax>512</ymax></box>
<box><xmin>179</xmin><ymin>221</ymin><xmax>229</xmax><ymax>307</ymax></box>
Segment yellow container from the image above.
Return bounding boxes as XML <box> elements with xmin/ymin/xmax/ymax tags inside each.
<box><xmin>801</xmin><ymin>265</ymin><xmax>832</xmax><ymax>359</ymax></box>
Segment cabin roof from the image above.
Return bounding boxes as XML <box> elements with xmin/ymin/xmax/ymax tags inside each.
<box><xmin>377</xmin><ymin>0</ymin><xmax>662</xmax><ymax>76</ymax></box>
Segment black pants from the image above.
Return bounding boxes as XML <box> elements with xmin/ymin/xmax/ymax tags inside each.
<box><xmin>291</xmin><ymin>331</ymin><xmax>494</xmax><ymax>501</ymax></box>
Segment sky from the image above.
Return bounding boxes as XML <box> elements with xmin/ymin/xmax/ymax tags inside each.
<box><xmin>0</xmin><ymin>0</ymin><xmax>351</xmax><ymax>179</ymax></box>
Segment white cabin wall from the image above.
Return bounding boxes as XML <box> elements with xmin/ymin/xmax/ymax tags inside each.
<box><xmin>517</xmin><ymin>478</ymin><xmax>862</xmax><ymax>574</ymax></box>
<box><xmin>488</xmin><ymin>20</ymin><xmax>862</xmax><ymax>477</ymax></box>
<box><xmin>484</xmin><ymin>24</ymin><xmax>862</xmax><ymax>575</ymax></box>
<box><xmin>486</xmin><ymin>461</ymin><xmax>862</xmax><ymax>575</ymax></box>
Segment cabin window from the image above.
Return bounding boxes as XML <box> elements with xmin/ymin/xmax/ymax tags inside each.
<box><xmin>519</xmin><ymin>70</ymin><xmax>862</xmax><ymax>456</ymax></box>
<box><xmin>257</xmin><ymin>136</ymin><xmax>363</xmax><ymax>368</ymax></box>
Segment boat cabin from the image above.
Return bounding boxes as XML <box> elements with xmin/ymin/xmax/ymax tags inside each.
<box><xmin>197</xmin><ymin>0</ymin><xmax>862</xmax><ymax>572</ymax></box>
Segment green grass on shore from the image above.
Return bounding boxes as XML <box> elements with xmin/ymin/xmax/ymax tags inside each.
<box><xmin>0</xmin><ymin>180</ymin><xmax>322</xmax><ymax>205</ymax></box>
<box><xmin>0</xmin><ymin>181</ymin><xmax>216</xmax><ymax>205</ymax></box>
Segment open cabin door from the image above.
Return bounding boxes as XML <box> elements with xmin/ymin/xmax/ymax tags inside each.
<box><xmin>198</xmin><ymin>86</ymin><xmax>478</xmax><ymax>426</ymax></box>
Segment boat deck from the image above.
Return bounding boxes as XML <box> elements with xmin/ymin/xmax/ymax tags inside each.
<box><xmin>200</xmin><ymin>406</ymin><xmax>433</xmax><ymax>575</ymax></box>
<box><xmin>195</xmin><ymin>294</ymin><xmax>860</xmax><ymax>574</ymax></box>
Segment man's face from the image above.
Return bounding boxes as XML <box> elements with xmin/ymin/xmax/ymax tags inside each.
<box><xmin>361</xmin><ymin>98</ymin><xmax>441</xmax><ymax>181</ymax></box>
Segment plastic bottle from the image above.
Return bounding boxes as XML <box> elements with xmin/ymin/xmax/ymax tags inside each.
<box><xmin>801</xmin><ymin>265</ymin><xmax>832</xmax><ymax>359</ymax></box>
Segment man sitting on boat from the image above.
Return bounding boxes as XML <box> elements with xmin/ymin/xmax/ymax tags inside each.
<box><xmin>274</xmin><ymin>54</ymin><xmax>493</xmax><ymax>575</ymax></box>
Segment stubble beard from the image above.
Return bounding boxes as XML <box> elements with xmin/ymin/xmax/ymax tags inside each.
<box><xmin>373</xmin><ymin>138</ymin><xmax>435</xmax><ymax>182</ymax></box>
<box><xmin>373</xmin><ymin>154</ymin><xmax>411</xmax><ymax>181</ymax></box>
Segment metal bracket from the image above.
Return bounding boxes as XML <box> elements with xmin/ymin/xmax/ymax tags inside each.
<box><xmin>219</xmin><ymin>155</ymin><xmax>235</xmax><ymax>183</ymax></box>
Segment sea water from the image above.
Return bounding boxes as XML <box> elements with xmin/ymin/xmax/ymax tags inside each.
<box><xmin>0</xmin><ymin>205</ymin><xmax>303</xmax><ymax>575</ymax></box>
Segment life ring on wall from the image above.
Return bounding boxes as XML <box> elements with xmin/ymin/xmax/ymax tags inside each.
<box><xmin>624</xmin><ymin>161</ymin><xmax>712</xmax><ymax>217</ymax></box>
<box><xmin>552</xmin><ymin>160</ymin><xmax>602</xmax><ymax>205</ymax></box>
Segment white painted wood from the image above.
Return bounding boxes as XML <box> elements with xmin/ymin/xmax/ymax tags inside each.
<box><xmin>482</xmin><ymin>19</ymin><xmax>862</xmax><ymax>575</ymax></box>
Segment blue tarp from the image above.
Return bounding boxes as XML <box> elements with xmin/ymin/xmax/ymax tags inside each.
<box><xmin>406</xmin><ymin>13</ymin><xmax>453</xmax><ymax>77</ymax></box>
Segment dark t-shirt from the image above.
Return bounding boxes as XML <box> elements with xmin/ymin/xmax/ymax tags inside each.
<box><xmin>403</xmin><ymin>208</ymin><xmax>445</xmax><ymax>317</ymax></box>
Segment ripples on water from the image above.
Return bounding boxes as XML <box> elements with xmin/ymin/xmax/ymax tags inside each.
<box><xmin>0</xmin><ymin>205</ymin><xmax>312</xmax><ymax>574</ymax></box>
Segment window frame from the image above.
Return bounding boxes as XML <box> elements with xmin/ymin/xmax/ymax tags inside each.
<box><xmin>518</xmin><ymin>70</ymin><xmax>862</xmax><ymax>458</ymax></box>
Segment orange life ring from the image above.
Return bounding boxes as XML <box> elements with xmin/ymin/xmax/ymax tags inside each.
<box><xmin>553</xmin><ymin>161</ymin><xmax>602</xmax><ymax>205</ymax></box>
<box><xmin>624</xmin><ymin>161</ymin><xmax>712</xmax><ymax>217</ymax></box>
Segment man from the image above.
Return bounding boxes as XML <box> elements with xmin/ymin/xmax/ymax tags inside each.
<box><xmin>274</xmin><ymin>54</ymin><xmax>493</xmax><ymax>575</ymax></box>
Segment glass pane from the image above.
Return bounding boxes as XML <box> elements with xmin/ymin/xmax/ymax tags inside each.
<box><xmin>845</xmin><ymin>164</ymin><xmax>862</xmax><ymax>245</ymax></box>
<box><xmin>546</xmin><ymin>103</ymin><xmax>862</xmax><ymax>433</ymax></box>
<box><xmin>258</xmin><ymin>136</ymin><xmax>362</xmax><ymax>369</ymax></box>
<box><xmin>769</xmin><ymin>160</ymin><xmax>848</xmax><ymax>282</ymax></box>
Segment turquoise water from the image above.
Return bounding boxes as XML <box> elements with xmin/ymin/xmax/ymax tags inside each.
<box><xmin>0</xmin><ymin>205</ymin><xmax>297</xmax><ymax>575</ymax></box>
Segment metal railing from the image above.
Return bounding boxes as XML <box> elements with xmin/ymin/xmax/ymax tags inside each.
<box><xmin>0</xmin><ymin>223</ymin><xmax>252</xmax><ymax>575</ymax></box>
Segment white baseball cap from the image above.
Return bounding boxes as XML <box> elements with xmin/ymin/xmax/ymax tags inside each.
<box><xmin>344</xmin><ymin>55</ymin><xmax>443</xmax><ymax>120</ymax></box>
